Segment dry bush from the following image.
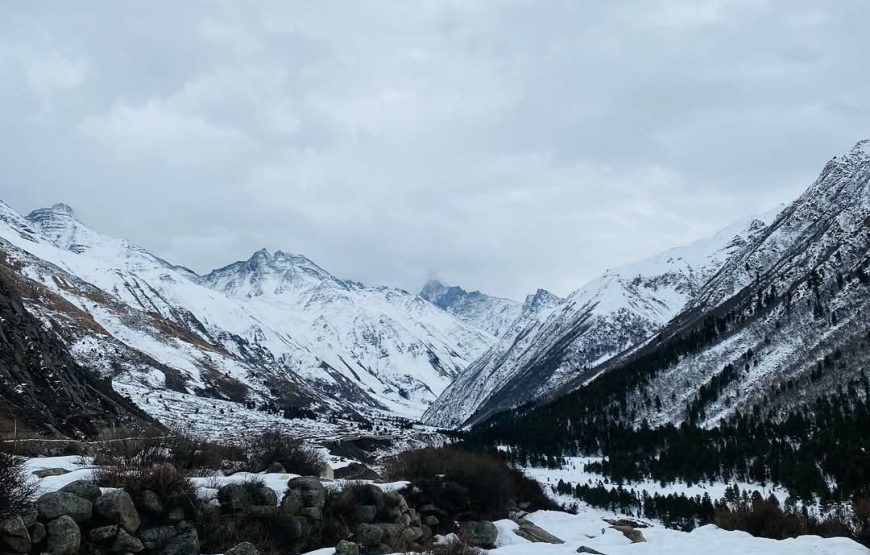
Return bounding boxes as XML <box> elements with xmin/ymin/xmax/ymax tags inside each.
<box><xmin>94</xmin><ymin>461</ymin><xmax>199</xmax><ymax>517</ymax></box>
<box><xmin>714</xmin><ymin>495</ymin><xmax>870</xmax><ymax>547</ymax></box>
<box><xmin>245</xmin><ymin>430</ymin><xmax>326</xmax><ymax>476</ymax></box>
<box><xmin>0</xmin><ymin>452</ymin><xmax>37</xmax><ymax>518</ymax></box>
<box><xmin>197</xmin><ymin>507</ymin><xmax>307</xmax><ymax>555</ymax></box>
<box><xmin>384</xmin><ymin>446</ymin><xmax>557</xmax><ymax>521</ymax></box>
<box><xmin>93</xmin><ymin>425</ymin><xmax>243</xmax><ymax>473</ymax></box>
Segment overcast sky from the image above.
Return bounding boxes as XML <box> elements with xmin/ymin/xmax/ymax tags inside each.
<box><xmin>1</xmin><ymin>1</ymin><xmax>868</xmax><ymax>299</ymax></box>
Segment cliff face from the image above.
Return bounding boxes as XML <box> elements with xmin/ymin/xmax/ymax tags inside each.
<box><xmin>0</xmin><ymin>271</ymin><xmax>151</xmax><ymax>438</ymax></box>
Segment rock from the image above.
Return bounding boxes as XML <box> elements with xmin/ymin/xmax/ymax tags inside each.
<box><xmin>89</xmin><ymin>524</ymin><xmax>119</xmax><ymax>543</ymax></box>
<box><xmin>402</xmin><ymin>527</ymin><xmax>424</xmax><ymax>543</ymax></box>
<box><xmin>254</xmin><ymin>487</ymin><xmax>278</xmax><ymax>507</ymax></box>
<box><xmin>140</xmin><ymin>490</ymin><xmax>165</xmax><ymax>514</ymax></box>
<box><xmin>422</xmin><ymin>515</ymin><xmax>439</xmax><ymax>528</ymax></box>
<box><xmin>421</xmin><ymin>524</ymin><xmax>433</xmax><ymax>541</ymax></box>
<box><xmin>375</xmin><ymin>523</ymin><xmax>405</xmax><ymax>543</ymax></box>
<box><xmin>359</xmin><ymin>484</ymin><xmax>386</xmax><ymax>511</ymax></box>
<box><xmin>111</xmin><ymin>528</ymin><xmax>144</xmax><ymax>553</ymax></box>
<box><xmin>513</xmin><ymin>518</ymin><xmax>565</xmax><ymax>544</ymax></box>
<box><xmin>217</xmin><ymin>483</ymin><xmax>251</xmax><ymax>514</ymax></box>
<box><xmin>167</xmin><ymin>507</ymin><xmax>185</xmax><ymax>523</ymax></box>
<box><xmin>355</xmin><ymin>523</ymin><xmax>383</xmax><ymax>547</ymax></box>
<box><xmin>301</xmin><ymin>507</ymin><xmax>322</xmax><ymax>520</ymax></box>
<box><xmin>29</xmin><ymin>521</ymin><xmax>46</xmax><ymax>545</ymax></box>
<box><xmin>334</xmin><ymin>463</ymin><xmax>381</xmax><ymax>481</ymax></box>
<box><xmin>33</xmin><ymin>468</ymin><xmax>69</xmax><ymax>479</ymax></box>
<box><xmin>60</xmin><ymin>480</ymin><xmax>102</xmax><ymax>502</ymax></box>
<box><xmin>458</xmin><ymin>520</ymin><xmax>498</xmax><ymax>548</ymax></box>
<box><xmin>159</xmin><ymin>529</ymin><xmax>199</xmax><ymax>555</ymax></box>
<box><xmin>354</xmin><ymin>504</ymin><xmax>378</xmax><ymax>523</ymax></box>
<box><xmin>577</xmin><ymin>547</ymin><xmax>607</xmax><ymax>554</ymax></box>
<box><xmin>400</xmin><ymin>513</ymin><xmax>412</xmax><ymax>527</ymax></box>
<box><xmin>281</xmin><ymin>489</ymin><xmax>303</xmax><ymax>514</ymax></box>
<box><xmin>335</xmin><ymin>540</ymin><xmax>359</xmax><ymax>555</ymax></box>
<box><xmin>248</xmin><ymin>506</ymin><xmax>280</xmax><ymax>518</ymax></box>
<box><xmin>0</xmin><ymin>516</ymin><xmax>31</xmax><ymax>553</ymax></box>
<box><xmin>287</xmin><ymin>477</ymin><xmax>326</xmax><ymax>510</ymax></box>
<box><xmin>20</xmin><ymin>508</ymin><xmax>38</xmax><ymax>527</ymax></box>
<box><xmin>225</xmin><ymin>541</ymin><xmax>259</xmax><ymax>555</ymax></box>
<box><xmin>45</xmin><ymin>516</ymin><xmax>80</xmax><ymax>555</ymax></box>
<box><xmin>139</xmin><ymin>526</ymin><xmax>177</xmax><ymax>550</ymax></box>
<box><xmin>382</xmin><ymin>490</ymin><xmax>407</xmax><ymax>511</ymax></box>
<box><xmin>266</xmin><ymin>462</ymin><xmax>286</xmax><ymax>474</ymax></box>
<box><xmin>321</xmin><ymin>466</ymin><xmax>335</xmax><ymax>480</ymax></box>
<box><xmin>95</xmin><ymin>490</ymin><xmax>141</xmax><ymax>533</ymax></box>
<box><xmin>37</xmin><ymin>491</ymin><xmax>93</xmax><ymax>523</ymax></box>
<box><xmin>612</xmin><ymin>525</ymin><xmax>646</xmax><ymax>543</ymax></box>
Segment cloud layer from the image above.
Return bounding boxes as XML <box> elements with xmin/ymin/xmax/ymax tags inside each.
<box><xmin>1</xmin><ymin>0</ymin><xmax>868</xmax><ymax>298</ymax></box>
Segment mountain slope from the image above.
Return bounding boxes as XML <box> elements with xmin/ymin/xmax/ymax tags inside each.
<box><xmin>0</xmin><ymin>202</ymin><xmax>493</xmax><ymax>433</ymax></box>
<box><xmin>0</xmin><ymin>268</ymin><xmax>152</xmax><ymax>438</ymax></box>
<box><xmin>418</xmin><ymin>280</ymin><xmax>522</xmax><ymax>337</ymax></box>
<box><xmin>475</xmin><ymin>139</ymin><xmax>870</xmax><ymax>434</ymax></box>
<box><xmin>424</xmin><ymin>210</ymin><xmax>777</xmax><ymax>428</ymax></box>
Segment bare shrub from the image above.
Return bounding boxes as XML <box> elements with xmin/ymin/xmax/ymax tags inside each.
<box><xmin>245</xmin><ymin>431</ymin><xmax>326</xmax><ymax>476</ymax></box>
<box><xmin>94</xmin><ymin>461</ymin><xmax>199</xmax><ymax>517</ymax></box>
<box><xmin>384</xmin><ymin>446</ymin><xmax>557</xmax><ymax>521</ymax></box>
<box><xmin>0</xmin><ymin>452</ymin><xmax>37</xmax><ymax>518</ymax></box>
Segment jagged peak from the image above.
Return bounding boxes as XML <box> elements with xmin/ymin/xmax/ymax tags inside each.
<box><xmin>27</xmin><ymin>202</ymin><xmax>77</xmax><ymax>222</ymax></box>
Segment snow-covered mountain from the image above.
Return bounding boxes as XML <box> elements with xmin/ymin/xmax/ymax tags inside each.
<box><xmin>418</xmin><ymin>279</ymin><xmax>522</xmax><ymax>337</ymax></box>
<box><xmin>424</xmin><ymin>210</ymin><xmax>778</xmax><ymax>428</ymax></box>
<box><xmin>0</xmin><ymin>202</ymin><xmax>492</xmax><ymax>436</ymax></box>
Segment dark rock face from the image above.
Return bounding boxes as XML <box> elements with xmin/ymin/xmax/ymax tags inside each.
<box><xmin>458</xmin><ymin>520</ymin><xmax>498</xmax><ymax>548</ymax></box>
<box><xmin>36</xmin><ymin>492</ymin><xmax>92</xmax><ymax>523</ymax></box>
<box><xmin>59</xmin><ymin>481</ymin><xmax>102</xmax><ymax>503</ymax></box>
<box><xmin>0</xmin><ymin>516</ymin><xmax>31</xmax><ymax>553</ymax></box>
<box><xmin>224</xmin><ymin>541</ymin><xmax>259</xmax><ymax>555</ymax></box>
<box><xmin>45</xmin><ymin>516</ymin><xmax>80</xmax><ymax>555</ymax></box>
<box><xmin>94</xmin><ymin>491</ymin><xmax>141</xmax><ymax>533</ymax></box>
<box><xmin>0</xmin><ymin>272</ymin><xmax>152</xmax><ymax>438</ymax></box>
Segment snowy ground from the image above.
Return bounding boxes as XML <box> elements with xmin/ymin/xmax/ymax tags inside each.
<box><xmin>21</xmin><ymin>456</ymin><xmax>868</xmax><ymax>554</ymax></box>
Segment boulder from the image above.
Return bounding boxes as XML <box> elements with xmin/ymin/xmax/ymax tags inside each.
<box><xmin>401</xmin><ymin>526</ymin><xmax>424</xmax><ymax>543</ymax></box>
<box><xmin>37</xmin><ymin>491</ymin><xmax>93</xmax><ymax>523</ymax></box>
<box><xmin>383</xmin><ymin>490</ymin><xmax>407</xmax><ymax>511</ymax></box>
<box><xmin>354</xmin><ymin>504</ymin><xmax>378</xmax><ymax>524</ymax></box>
<box><xmin>459</xmin><ymin>520</ymin><xmax>498</xmax><ymax>548</ymax></box>
<box><xmin>89</xmin><ymin>524</ymin><xmax>119</xmax><ymax>543</ymax></box>
<box><xmin>29</xmin><ymin>521</ymin><xmax>46</xmax><ymax>545</ymax></box>
<box><xmin>254</xmin><ymin>487</ymin><xmax>278</xmax><ymax>507</ymax></box>
<box><xmin>334</xmin><ymin>463</ymin><xmax>380</xmax><ymax>481</ymax></box>
<box><xmin>95</xmin><ymin>490</ymin><xmax>141</xmax><ymax>533</ymax></box>
<box><xmin>375</xmin><ymin>523</ymin><xmax>405</xmax><ymax>543</ymax></box>
<box><xmin>33</xmin><ymin>468</ymin><xmax>69</xmax><ymax>479</ymax></box>
<box><xmin>20</xmin><ymin>508</ymin><xmax>38</xmax><ymax>527</ymax></box>
<box><xmin>266</xmin><ymin>462</ymin><xmax>286</xmax><ymax>474</ymax></box>
<box><xmin>422</xmin><ymin>515</ymin><xmax>439</xmax><ymax>528</ymax></box>
<box><xmin>140</xmin><ymin>526</ymin><xmax>177</xmax><ymax>550</ymax></box>
<box><xmin>167</xmin><ymin>507</ymin><xmax>186</xmax><ymax>523</ymax></box>
<box><xmin>358</xmin><ymin>484</ymin><xmax>385</xmax><ymax>511</ymax></box>
<box><xmin>0</xmin><ymin>516</ymin><xmax>31</xmax><ymax>553</ymax></box>
<box><xmin>287</xmin><ymin>477</ymin><xmax>326</xmax><ymax>510</ymax></box>
<box><xmin>217</xmin><ymin>483</ymin><xmax>251</xmax><ymax>514</ymax></box>
<box><xmin>111</xmin><ymin>528</ymin><xmax>144</xmax><ymax>553</ymax></box>
<box><xmin>577</xmin><ymin>547</ymin><xmax>607</xmax><ymax>554</ymax></box>
<box><xmin>301</xmin><ymin>507</ymin><xmax>322</xmax><ymax>520</ymax></box>
<box><xmin>248</xmin><ymin>506</ymin><xmax>280</xmax><ymax>518</ymax></box>
<box><xmin>159</xmin><ymin>528</ymin><xmax>199</xmax><ymax>555</ymax></box>
<box><xmin>225</xmin><ymin>541</ymin><xmax>259</xmax><ymax>555</ymax></box>
<box><xmin>140</xmin><ymin>490</ymin><xmax>165</xmax><ymax>514</ymax></box>
<box><xmin>355</xmin><ymin>523</ymin><xmax>383</xmax><ymax>547</ymax></box>
<box><xmin>612</xmin><ymin>525</ymin><xmax>646</xmax><ymax>543</ymax></box>
<box><xmin>335</xmin><ymin>540</ymin><xmax>360</xmax><ymax>555</ymax></box>
<box><xmin>60</xmin><ymin>480</ymin><xmax>102</xmax><ymax>502</ymax></box>
<box><xmin>513</xmin><ymin>518</ymin><xmax>565</xmax><ymax>544</ymax></box>
<box><xmin>321</xmin><ymin>466</ymin><xmax>335</xmax><ymax>480</ymax></box>
<box><xmin>45</xmin><ymin>516</ymin><xmax>80</xmax><ymax>555</ymax></box>
<box><xmin>281</xmin><ymin>489</ymin><xmax>303</xmax><ymax>514</ymax></box>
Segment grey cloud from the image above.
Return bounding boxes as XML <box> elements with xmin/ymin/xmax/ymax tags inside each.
<box><xmin>0</xmin><ymin>0</ymin><xmax>868</xmax><ymax>299</ymax></box>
